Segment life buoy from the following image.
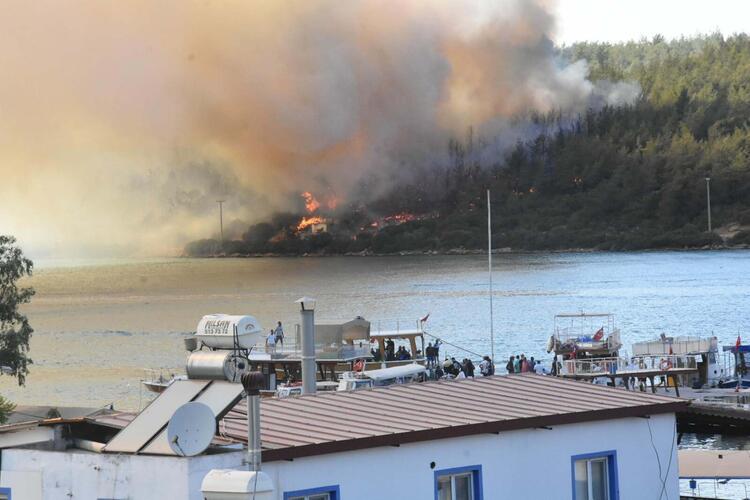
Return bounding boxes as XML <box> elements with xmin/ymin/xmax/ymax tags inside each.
<box><xmin>354</xmin><ymin>359</ymin><xmax>365</xmax><ymax>372</ymax></box>
<box><xmin>659</xmin><ymin>359</ymin><xmax>671</xmax><ymax>371</ymax></box>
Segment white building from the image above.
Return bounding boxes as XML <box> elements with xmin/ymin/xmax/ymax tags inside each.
<box><xmin>0</xmin><ymin>374</ymin><xmax>686</xmax><ymax>500</ymax></box>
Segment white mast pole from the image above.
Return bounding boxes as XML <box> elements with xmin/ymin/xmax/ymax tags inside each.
<box><xmin>487</xmin><ymin>189</ymin><xmax>495</xmax><ymax>364</ymax></box>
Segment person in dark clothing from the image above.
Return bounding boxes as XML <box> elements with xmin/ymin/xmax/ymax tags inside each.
<box><xmin>462</xmin><ymin>358</ymin><xmax>475</xmax><ymax>378</ymax></box>
<box><xmin>426</xmin><ymin>342</ymin><xmax>435</xmax><ymax>367</ymax></box>
<box><xmin>506</xmin><ymin>356</ymin><xmax>515</xmax><ymax>374</ymax></box>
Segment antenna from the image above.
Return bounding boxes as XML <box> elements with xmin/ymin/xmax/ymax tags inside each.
<box><xmin>167</xmin><ymin>401</ymin><xmax>216</xmax><ymax>457</ymax></box>
<box><xmin>487</xmin><ymin>189</ymin><xmax>495</xmax><ymax>364</ymax></box>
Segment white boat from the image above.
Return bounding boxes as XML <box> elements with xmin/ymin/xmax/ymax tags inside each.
<box><xmin>632</xmin><ymin>335</ymin><xmax>725</xmax><ymax>388</ymax></box>
<box><xmin>547</xmin><ymin>313</ymin><xmax>622</xmax><ymax>359</ymax></box>
<box><xmin>337</xmin><ymin>363</ymin><xmax>427</xmax><ymax>391</ymax></box>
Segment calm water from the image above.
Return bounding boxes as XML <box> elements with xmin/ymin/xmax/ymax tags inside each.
<box><xmin>2</xmin><ymin>251</ymin><xmax>749</xmax><ymax>412</ymax></box>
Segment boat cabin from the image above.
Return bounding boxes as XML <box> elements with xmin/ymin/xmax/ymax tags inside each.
<box><xmin>368</xmin><ymin>329</ymin><xmax>426</xmax><ymax>367</ymax></box>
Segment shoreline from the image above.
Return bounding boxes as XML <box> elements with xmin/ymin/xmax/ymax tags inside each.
<box><xmin>186</xmin><ymin>244</ymin><xmax>750</xmax><ymax>259</ymax></box>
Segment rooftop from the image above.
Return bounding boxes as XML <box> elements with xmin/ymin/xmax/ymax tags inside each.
<box><xmin>217</xmin><ymin>373</ymin><xmax>687</xmax><ymax>461</ymax></box>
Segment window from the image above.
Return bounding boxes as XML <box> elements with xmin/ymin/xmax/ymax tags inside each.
<box><xmin>0</xmin><ymin>487</ymin><xmax>9</xmax><ymax>500</ymax></box>
<box><xmin>284</xmin><ymin>485</ymin><xmax>339</xmax><ymax>500</ymax></box>
<box><xmin>572</xmin><ymin>451</ymin><xmax>619</xmax><ymax>500</ymax></box>
<box><xmin>434</xmin><ymin>465</ymin><xmax>483</xmax><ymax>500</ymax></box>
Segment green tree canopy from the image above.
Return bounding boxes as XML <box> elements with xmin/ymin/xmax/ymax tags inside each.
<box><xmin>0</xmin><ymin>235</ymin><xmax>34</xmax><ymax>385</ymax></box>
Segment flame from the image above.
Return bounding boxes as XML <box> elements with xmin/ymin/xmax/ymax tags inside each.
<box><xmin>383</xmin><ymin>212</ymin><xmax>417</xmax><ymax>223</ymax></box>
<box><xmin>297</xmin><ymin>216</ymin><xmax>325</xmax><ymax>231</ymax></box>
<box><xmin>301</xmin><ymin>191</ymin><xmax>320</xmax><ymax>213</ymax></box>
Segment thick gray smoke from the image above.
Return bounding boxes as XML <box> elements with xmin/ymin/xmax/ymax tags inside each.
<box><xmin>0</xmin><ymin>0</ymin><xmax>639</xmax><ymax>257</ymax></box>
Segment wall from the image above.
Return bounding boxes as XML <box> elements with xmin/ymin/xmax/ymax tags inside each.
<box><xmin>0</xmin><ymin>414</ymin><xmax>678</xmax><ymax>499</ymax></box>
<box><xmin>0</xmin><ymin>448</ymin><xmax>244</xmax><ymax>500</ymax></box>
<box><xmin>262</xmin><ymin>413</ymin><xmax>679</xmax><ymax>500</ymax></box>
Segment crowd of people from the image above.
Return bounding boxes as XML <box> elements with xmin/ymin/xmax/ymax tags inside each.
<box><xmin>431</xmin><ymin>355</ymin><xmax>495</xmax><ymax>379</ymax></box>
<box><xmin>505</xmin><ymin>353</ymin><xmax>547</xmax><ymax>375</ymax></box>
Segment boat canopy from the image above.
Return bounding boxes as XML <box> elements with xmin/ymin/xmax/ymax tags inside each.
<box><xmin>369</xmin><ymin>329</ymin><xmax>424</xmax><ymax>339</ymax></box>
<box><xmin>362</xmin><ymin>363</ymin><xmax>426</xmax><ymax>381</ymax></box>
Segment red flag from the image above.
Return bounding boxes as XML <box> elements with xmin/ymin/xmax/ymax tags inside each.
<box><xmin>737</xmin><ymin>335</ymin><xmax>742</xmax><ymax>350</ymax></box>
<box><xmin>420</xmin><ymin>313</ymin><xmax>430</xmax><ymax>323</ymax></box>
<box><xmin>592</xmin><ymin>327</ymin><xmax>604</xmax><ymax>341</ymax></box>
<box><xmin>669</xmin><ymin>345</ymin><xmax>673</xmax><ymax>356</ymax></box>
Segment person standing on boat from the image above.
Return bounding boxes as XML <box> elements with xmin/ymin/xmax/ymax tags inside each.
<box><xmin>505</xmin><ymin>356</ymin><xmax>515</xmax><ymax>374</ymax></box>
<box><xmin>481</xmin><ymin>356</ymin><xmax>495</xmax><ymax>376</ymax></box>
<box><xmin>274</xmin><ymin>321</ymin><xmax>284</xmax><ymax>347</ymax></box>
<box><xmin>513</xmin><ymin>355</ymin><xmax>521</xmax><ymax>373</ymax></box>
<box><xmin>266</xmin><ymin>329</ymin><xmax>276</xmax><ymax>354</ymax></box>
<box><xmin>426</xmin><ymin>343</ymin><xmax>435</xmax><ymax>367</ymax></box>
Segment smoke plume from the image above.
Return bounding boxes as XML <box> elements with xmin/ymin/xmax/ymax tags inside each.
<box><xmin>0</xmin><ymin>0</ymin><xmax>639</xmax><ymax>257</ymax></box>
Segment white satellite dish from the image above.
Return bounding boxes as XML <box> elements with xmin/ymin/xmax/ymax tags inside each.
<box><xmin>167</xmin><ymin>401</ymin><xmax>216</xmax><ymax>457</ymax></box>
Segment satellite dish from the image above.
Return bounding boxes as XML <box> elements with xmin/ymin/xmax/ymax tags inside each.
<box><xmin>167</xmin><ymin>401</ymin><xmax>216</xmax><ymax>457</ymax></box>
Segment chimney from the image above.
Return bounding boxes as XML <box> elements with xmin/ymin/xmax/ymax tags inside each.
<box><xmin>241</xmin><ymin>371</ymin><xmax>265</xmax><ymax>471</ymax></box>
<box><xmin>295</xmin><ymin>297</ymin><xmax>317</xmax><ymax>395</ymax></box>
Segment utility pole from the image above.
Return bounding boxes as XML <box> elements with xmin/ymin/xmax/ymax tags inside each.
<box><xmin>487</xmin><ymin>189</ymin><xmax>495</xmax><ymax>364</ymax></box>
<box><xmin>217</xmin><ymin>200</ymin><xmax>225</xmax><ymax>244</ymax></box>
<box><xmin>705</xmin><ymin>178</ymin><xmax>712</xmax><ymax>232</ymax></box>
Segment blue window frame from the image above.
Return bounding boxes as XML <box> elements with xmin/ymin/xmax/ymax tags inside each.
<box><xmin>0</xmin><ymin>487</ymin><xmax>10</xmax><ymax>500</ymax></box>
<box><xmin>284</xmin><ymin>485</ymin><xmax>340</xmax><ymax>500</ymax></box>
<box><xmin>571</xmin><ymin>450</ymin><xmax>619</xmax><ymax>500</ymax></box>
<box><xmin>434</xmin><ymin>464</ymin><xmax>483</xmax><ymax>500</ymax></box>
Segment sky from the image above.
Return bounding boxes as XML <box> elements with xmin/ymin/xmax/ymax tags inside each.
<box><xmin>1</xmin><ymin>0</ymin><xmax>749</xmax><ymax>259</ymax></box>
<box><xmin>555</xmin><ymin>0</ymin><xmax>750</xmax><ymax>45</ymax></box>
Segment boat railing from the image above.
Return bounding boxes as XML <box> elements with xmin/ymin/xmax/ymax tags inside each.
<box><xmin>632</xmin><ymin>337</ymin><xmax>717</xmax><ymax>356</ymax></box>
<box><xmin>562</xmin><ymin>357</ymin><xmax>625</xmax><ymax>375</ymax></box>
<box><xmin>554</xmin><ymin>326</ymin><xmax>617</xmax><ymax>344</ymax></box>
<box><xmin>251</xmin><ymin>340</ymin><xmax>373</xmax><ymax>360</ymax></box>
<box><xmin>627</xmin><ymin>354</ymin><xmax>697</xmax><ymax>371</ymax></box>
<box><xmin>371</xmin><ymin>318</ymin><xmax>425</xmax><ymax>335</ymax></box>
<box><xmin>562</xmin><ymin>354</ymin><xmax>697</xmax><ymax>375</ymax></box>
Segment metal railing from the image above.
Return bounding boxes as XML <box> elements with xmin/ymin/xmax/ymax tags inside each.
<box><xmin>562</xmin><ymin>354</ymin><xmax>697</xmax><ymax>375</ymax></box>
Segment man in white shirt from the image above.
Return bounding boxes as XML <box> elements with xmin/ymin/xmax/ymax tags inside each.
<box><xmin>534</xmin><ymin>362</ymin><xmax>546</xmax><ymax>375</ymax></box>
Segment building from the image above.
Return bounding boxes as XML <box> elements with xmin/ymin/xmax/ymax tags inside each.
<box><xmin>0</xmin><ymin>374</ymin><xmax>686</xmax><ymax>499</ymax></box>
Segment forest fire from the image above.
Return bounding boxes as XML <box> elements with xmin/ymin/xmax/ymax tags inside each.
<box><xmin>301</xmin><ymin>192</ymin><xmax>320</xmax><ymax>213</ymax></box>
<box><xmin>383</xmin><ymin>212</ymin><xmax>418</xmax><ymax>223</ymax></box>
<box><xmin>297</xmin><ymin>215</ymin><xmax>325</xmax><ymax>231</ymax></box>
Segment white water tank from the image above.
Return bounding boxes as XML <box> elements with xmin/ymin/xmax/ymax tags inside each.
<box><xmin>201</xmin><ymin>470</ymin><xmax>275</xmax><ymax>500</ymax></box>
<box><xmin>196</xmin><ymin>314</ymin><xmax>263</xmax><ymax>349</ymax></box>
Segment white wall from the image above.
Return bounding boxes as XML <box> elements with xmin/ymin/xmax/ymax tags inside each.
<box><xmin>263</xmin><ymin>413</ymin><xmax>679</xmax><ymax>500</ymax></box>
<box><xmin>0</xmin><ymin>448</ymin><xmax>244</xmax><ymax>500</ymax></box>
<box><xmin>0</xmin><ymin>414</ymin><xmax>678</xmax><ymax>500</ymax></box>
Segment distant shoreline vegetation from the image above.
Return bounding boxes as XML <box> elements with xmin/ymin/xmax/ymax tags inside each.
<box><xmin>185</xmin><ymin>34</ymin><xmax>750</xmax><ymax>258</ymax></box>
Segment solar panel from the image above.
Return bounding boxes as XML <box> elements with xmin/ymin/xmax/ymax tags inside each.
<box><xmin>103</xmin><ymin>379</ymin><xmax>210</xmax><ymax>453</ymax></box>
<box><xmin>140</xmin><ymin>380</ymin><xmax>244</xmax><ymax>455</ymax></box>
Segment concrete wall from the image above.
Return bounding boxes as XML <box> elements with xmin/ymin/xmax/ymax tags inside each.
<box><xmin>0</xmin><ymin>448</ymin><xmax>244</xmax><ymax>500</ymax></box>
<box><xmin>0</xmin><ymin>414</ymin><xmax>677</xmax><ymax>499</ymax></box>
<box><xmin>263</xmin><ymin>413</ymin><xmax>679</xmax><ymax>500</ymax></box>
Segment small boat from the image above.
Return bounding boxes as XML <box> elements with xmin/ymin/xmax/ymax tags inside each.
<box><xmin>719</xmin><ymin>343</ymin><xmax>750</xmax><ymax>388</ymax></box>
<box><xmin>141</xmin><ymin>370</ymin><xmax>186</xmax><ymax>393</ymax></box>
